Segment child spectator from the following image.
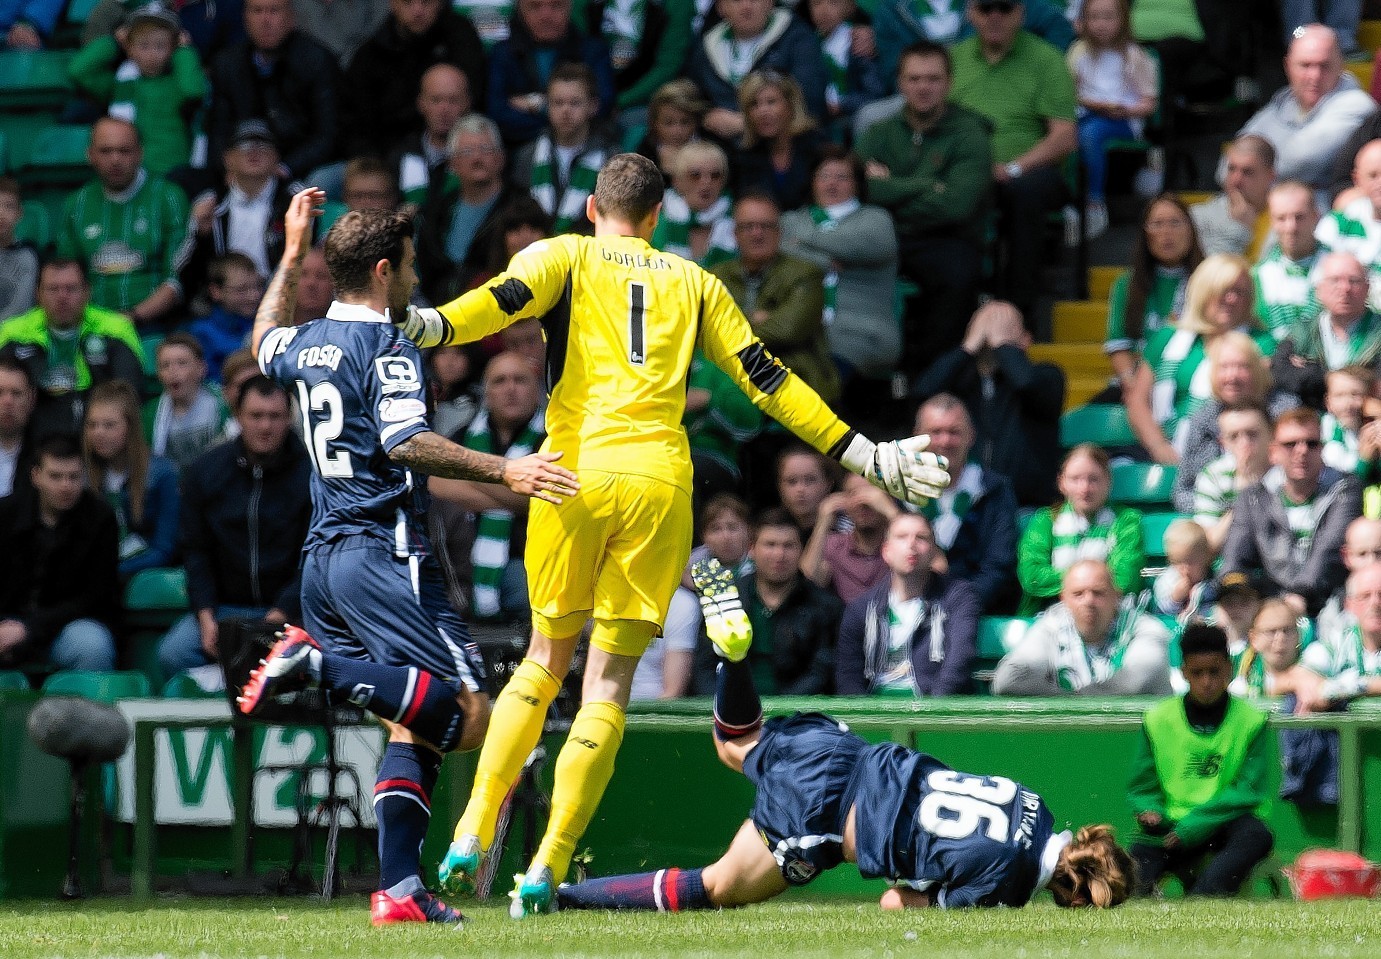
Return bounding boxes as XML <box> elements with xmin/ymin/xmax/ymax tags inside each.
<box><xmin>651</xmin><ymin>141</ymin><xmax>736</xmax><ymax>267</ymax></box>
<box><xmin>1321</xmin><ymin>365</ymin><xmax>1373</xmax><ymax>476</ymax></box>
<box><xmin>1236</xmin><ymin>597</ymin><xmax>1317</xmax><ymax>700</ymax></box>
<box><xmin>1192</xmin><ymin>402</ymin><xmax>1272</xmax><ymax>555</ymax></box>
<box><xmin>68</xmin><ymin>3</ymin><xmax>209</xmax><ymax>177</ymax></box>
<box><xmin>689</xmin><ymin>493</ymin><xmax>754</xmax><ymax>577</ymax></box>
<box><xmin>1210</xmin><ymin>573</ymin><xmax>1262</xmax><ymax>662</ymax></box>
<box><xmin>1017</xmin><ymin>442</ymin><xmax>1144</xmax><ymax>615</ymax></box>
<box><xmin>189</xmin><ymin>252</ymin><xmax>263</xmax><ymax>383</ymax></box>
<box><xmin>510</xmin><ymin>64</ymin><xmax>615</xmax><ymax>235</ymax></box>
<box><xmin>151</xmin><ymin>333</ymin><xmax>227</xmax><ymax>470</ymax></box>
<box><xmin>215</xmin><ymin>347</ymin><xmax>259</xmax><ymax>441</ymax></box>
<box><xmin>775</xmin><ymin>444</ymin><xmax>839</xmax><ymax>541</ymax></box>
<box><xmin>809</xmin><ymin>0</ymin><xmax>883</xmax><ymax>134</ymax></box>
<box><xmin>1152</xmin><ymin>519</ymin><xmax>1212</xmax><ymax>619</ymax></box>
<box><xmin>634</xmin><ymin>80</ymin><xmax>709</xmax><ymax>182</ymax></box>
<box><xmin>1128</xmin><ymin>622</ymin><xmax>1275</xmax><ymax>897</ymax></box>
<box><xmin>83</xmin><ymin>380</ymin><xmax>179</xmax><ymax>579</ymax></box>
<box><xmin>0</xmin><ymin>177</ymin><xmax>37</xmax><ymax>322</ymax></box>
<box><xmin>1066</xmin><ymin>0</ymin><xmax>1157</xmax><ymax>241</ymax></box>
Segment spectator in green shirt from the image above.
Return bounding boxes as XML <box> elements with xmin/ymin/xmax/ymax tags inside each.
<box><xmin>1128</xmin><ymin>621</ymin><xmax>1275</xmax><ymax>897</ymax></box>
<box><xmin>949</xmin><ymin>0</ymin><xmax>1076</xmax><ymax>321</ymax></box>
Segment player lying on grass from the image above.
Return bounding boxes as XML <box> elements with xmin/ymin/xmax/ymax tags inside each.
<box><xmin>555</xmin><ymin>559</ymin><xmax>1136</xmax><ymax>912</ymax></box>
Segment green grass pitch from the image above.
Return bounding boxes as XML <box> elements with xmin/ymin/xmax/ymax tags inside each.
<box><xmin>2</xmin><ymin>897</ymin><xmax>1378</xmax><ymax>959</ymax></box>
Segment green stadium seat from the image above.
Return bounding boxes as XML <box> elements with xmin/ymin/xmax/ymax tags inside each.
<box><xmin>161</xmin><ymin>673</ymin><xmax>223</xmax><ymax>699</ymax></box>
<box><xmin>318</xmin><ymin>200</ymin><xmax>348</xmax><ymax>236</ymax></box>
<box><xmin>124</xmin><ymin>567</ymin><xmax>189</xmax><ymax>632</ymax></box>
<box><xmin>42</xmin><ymin>670</ymin><xmax>151</xmax><ymax>703</ymax></box>
<box><xmin>16</xmin><ymin>124</ymin><xmax>93</xmax><ymax>189</ymax></box>
<box><xmin>14</xmin><ymin>198</ymin><xmax>52</xmax><ymax>253</ymax></box>
<box><xmin>1060</xmin><ymin>404</ymin><xmax>1137</xmax><ymax>448</ymax></box>
<box><xmin>621</xmin><ymin>124</ymin><xmax>646</xmax><ymax>152</ymax></box>
<box><xmin>0</xmin><ymin>670</ymin><xmax>31</xmax><ymax>691</ymax></box>
<box><xmin>1140</xmin><ymin>512</ymin><xmax>1186</xmax><ymax>561</ymax></box>
<box><xmin>1110</xmin><ymin>462</ymin><xmax>1177</xmax><ymax>507</ymax></box>
<box><xmin>64</xmin><ymin>0</ymin><xmax>103</xmax><ymax>24</ymax></box>
<box><xmin>976</xmin><ymin>616</ymin><xmax>1033</xmax><ymax>660</ymax></box>
<box><xmin>0</xmin><ymin>51</ymin><xmax>76</xmax><ymax>110</ymax></box>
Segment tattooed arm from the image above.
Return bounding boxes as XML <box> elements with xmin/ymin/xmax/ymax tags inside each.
<box><xmin>393</xmin><ymin>430</ymin><xmax>580</xmax><ymax>505</ymax></box>
<box><xmin>251</xmin><ymin>188</ymin><xmax>325</xmax><ymax>356</ymax></box>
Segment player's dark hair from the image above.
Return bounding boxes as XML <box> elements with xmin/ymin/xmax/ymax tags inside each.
<box><xmin>898</xmin><ymin>38</ymin><xmax>951</xmax><ymax>77</ymax></box>
<box><xmin>158</xmin><ymin>331</ymin><xmax>205</xmax><ymax>363</ymax></box>
<box><xmin>233</xmin><ymin>374</ymin><xmax>289</xmax><ymax>413</ymax></box>
<box><xmin>1049</xmin><ymin>825</ymin><xmax>1135</xmax><ymax>909</ymax></box>
<box><xmin>753</xmin><ymin>507</ymin><xmax>801</xmax><ymax>542</ymax></box>
<box><xmin>324</xmin><ymin>209</ymin><xmax>414</xmax><ymax>296</ymax></box>
<box><xmin>1179</xmin><ymin>621</ymin><xmax>1230</xmax><ymax>662</ymax></box>
<box><xmin>34</xmin><ymin>433</ymin><xmax>82</xmax><ymax>468</ymax></box>
<box><xmin>592</xmin><ymin>153</ymin><xmax>664</xmax><ymax>224</ymax></box>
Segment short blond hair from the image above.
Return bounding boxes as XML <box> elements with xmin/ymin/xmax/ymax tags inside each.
<box><xmin>1206</xmin><ymin>330</ymin><xmax>1272</xmax><ymax>401</ymax></box>
<box><xmin>668</xmin><ymin>140</ymin><xmax>729</xmax><ymax>181</ymax></box>
<box><xmin>1163</xmin><ymin>518</ymin><xmax>1210</xmax><ymax>564</ymax></box>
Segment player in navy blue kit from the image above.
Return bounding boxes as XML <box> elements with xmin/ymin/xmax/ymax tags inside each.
<box><xmin>239</xmin><ymin>189</ymin><xmax>579</xmax><ymax>927</ymax></box>
<box><xmin>556</xmin><ymin>564</ymin><xmax>1135</xmax><ymax>913</ymax></box>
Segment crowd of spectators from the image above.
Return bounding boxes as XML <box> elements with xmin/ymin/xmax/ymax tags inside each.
<box><xmin>1</xmin><ymin>2</ymin><xmax>1380</xmax><ymax>824</ymax></box>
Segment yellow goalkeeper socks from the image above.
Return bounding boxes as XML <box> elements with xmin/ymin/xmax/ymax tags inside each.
<box><xmin>533</xmin><ymin>699</ymin><xmax>626</xmax><ymax>882</ymax></box>
<box><xmin>456</xmin><ymin>658</ymin><xmax>561</xmax><ymax>849</ymax></box>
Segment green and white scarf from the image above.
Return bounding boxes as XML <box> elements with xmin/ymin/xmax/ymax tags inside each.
<box><xmin>1192</xmin><ymin>452</ymin><xmax>1238</xmax><ymax>523</ymax></box>
<box><xmin>1045</xmin><ymin>596</ymin><xmax>1139</xmax><ymax>691</ymax></box>
<box><xmin>465</xmin><ymin>408</ymin><xmax>545</xmax><ymax>618</ymax></box>
<box><xmin>923</xmin><ymin>461</ymin><xmax>983</xmax><ymax>550</ymax></box>
<box><xmin>1313</xmin><ymin>622</ymin><xmax>1381</xmax><ymax>702</ymax></box>
<box><xmin>1050</xmin><ymin>503</ymin><xmax>1118</xmax><ymax>572</ymax></box>
<box><xmin>602</xmin><ymin>0</ymin><xmax>647</xmax><ymax>70</ymax></box>
<box><xmin>654</xmin><ymin>190</ymin><xmax>736</xmax><ymax>265</ymax></box>
<box><xmin>916</xmin><ymin>0</ymin><xmax>963</xmax><ymax>45</ymax></box>
<box><xmin>807</xmin><ymin>198</ymin><xmax>859</xmax><ymax>330</ymax></box>
<box><xmin>1252</xmin><ymin>246</ymin><xmax>1321</xmax><ymax>341</ymax></box>
<box><xmin>1322</xmin><ymin>412</ymin><xmax>1360</xmax><ymax>474</ymax></box>
<box><xmin>530</xmin><ymin>136</ymin><xmax>606</xmax><ymax>232</ymax></box>
<box><xmin>820</xmin><ymin>23</ymin><xmax>852</xmax><ymax>111</ymax></box>
<box><xmin>1279</xmin><ymin>485</ymin><xmax>1321</xmax><ymax>560</ymax></box>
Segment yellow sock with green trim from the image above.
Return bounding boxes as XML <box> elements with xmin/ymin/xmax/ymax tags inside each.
<box><xmin>455</xmin><ymin>658</ymin><xmax>561</xmax><ymax>848</ymax></box>
<box><xmin>533</xmin><ymin>699</ymin><xmax>626</xmax><ymax>882</ymax></box>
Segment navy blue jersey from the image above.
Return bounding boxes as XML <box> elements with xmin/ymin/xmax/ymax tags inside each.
<box><xmin>258</xmin><ymin>303</ymin><xmax>433</xmax><ymax>554</ymax></box>
<box><xmin>744</xmin><ymin>713</ymin><xmax>1064</xmax><ymax>908</ymax></box>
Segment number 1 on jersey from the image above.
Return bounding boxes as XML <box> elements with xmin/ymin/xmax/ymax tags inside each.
<box><xmin>628</xmin><ymin>282</ymin><xmax>646</xmax><ymax>366</ymax></box>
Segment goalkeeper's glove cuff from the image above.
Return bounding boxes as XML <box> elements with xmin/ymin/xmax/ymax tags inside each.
<box><xmin>837</xmin><ymin>433</ymin><xmax>879</xmax><ymax>481</ymax></box>
<box><xmin>396</xmin><ymin>304</ymin><xmax>452</xmax><ymax>348</ymax></box>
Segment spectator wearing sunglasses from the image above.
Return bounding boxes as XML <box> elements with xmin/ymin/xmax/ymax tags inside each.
<box><xmin>1219</xmin><ymin>407</ymin><xmax>1361</xmax><ymax>617</ymax></box>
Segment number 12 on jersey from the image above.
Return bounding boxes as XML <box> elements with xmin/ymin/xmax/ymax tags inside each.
<box><xmin>628</xmin><ymin>282</ymin><xmax>646</xmax><ymax>366</ymax></box>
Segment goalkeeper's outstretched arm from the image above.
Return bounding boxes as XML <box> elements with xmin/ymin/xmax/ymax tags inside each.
<box><xmin>697</xmin><ymin>278</ymin><xmax>950</xmax><ymax>505</ymax></box>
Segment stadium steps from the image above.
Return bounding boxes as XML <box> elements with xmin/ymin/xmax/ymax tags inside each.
<box><xmin>1028</xmin><ymin>343</ymin><xmax>1112</xmax><ymax>379</ymax></box>
<box><xmin>1362</xmin><ymin>20</ymin><xmax>1381</xmax><ymax>52</ymax></box>
<box><xmin>1053</xmin><ymin>299</ymin><xmax>1109</xmax><ymax>343</ymax></box>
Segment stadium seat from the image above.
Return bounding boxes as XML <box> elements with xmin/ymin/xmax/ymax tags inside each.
<box><xmin>0</xmin><ymin>670</ymin><xmax>30</xmax><ymax>691</ymax></box>
<box><xmin>161</xmin><ymin>673</ymin><xmax>222</xmax><ymax>699</ymax></box>
<box><xmin>42</xmin><ymin>670</ymin><xmax>151</xmax><ymax>703</ymax></box>
<box><xmin>1060</xmin><ymin>404</ymin><xmax>1137</xmax><ymax>448</ymax></box>
<box><xmin>16</xmin><ymin>124</ymin><xmax>93</xmax><ymax>190</ymax></box>
<box><xmin>64</xmin><ymin>0</ymin><xmax>102</xmax><ymax>26</ymax></box>
<box><xmin>317</xmin><ymin>201</ymin><xmax>348</xmax><ymax>236</ymax></box>
<box><xmin>1140</xmin><ymin>512</ymin><xmax>1185</xmax><ymax>561</ymax></box>
<box><xmin>976</xmin><ymin>617</ymin><xmax>1032</xmax><ymax>660</ymax></box>
<box><xmin>621</xmin><ymin>124</ymin><xmax>646</xmax><ymax>152</ymax></box>
<box><xmin>124</xmin><ymin>567</ymin><xmax>190</xmax><ymax>631</ymax></box>
<box><xmin>1110</xmin><ymin>462</ymin><xmax>1177</xmax><ymax>508</ymax></box>
<box><xmin>14</xmin><ymin>198</ymin><xmax>51</xmax><ymax>253</ymax></box>
<box><xmin>0</xmin><ymin>50</ymin><xmax>76</xmax><ymax>110</ymax></box>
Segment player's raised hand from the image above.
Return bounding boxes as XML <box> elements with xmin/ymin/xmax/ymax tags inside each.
<box><xmin>839</xmin><ymin>433</ymin><xmax>950</xmax><ymax>506</ymax></box>
<box><xmin>284</xmin><ymin>187</ymin><xmax>326</xmax><ymax>258</ymax></box>
<box><xmin>503</xmin><ymin>451</ymin><xmax>580</xmax><ymax>505</ymax></box>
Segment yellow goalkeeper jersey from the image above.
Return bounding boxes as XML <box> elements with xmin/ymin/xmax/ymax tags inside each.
<box><xmin>437</xmin><ymin>233</ymin><xmax>852</xmax><ymax>492</ymax></box>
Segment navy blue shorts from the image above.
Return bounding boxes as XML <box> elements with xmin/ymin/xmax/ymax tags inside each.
<box><xmin>301</xmin><ymin>541</ymin><xmax>485</xmax><ymax>693</ymax></box>
<box><xmin>742</xmin><ymin>713</ymin><xmax>867</xmax><ymax>885</ymax></box>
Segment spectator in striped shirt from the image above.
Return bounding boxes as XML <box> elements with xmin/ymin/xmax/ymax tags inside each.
<box><xmin>1252</xmin><ymin>180</ymin><xmax>1323</xmax><ymax>341</ymax></box>
<box><xmin>1314</xmin><ymin>516</ymin><xmax>1381</xmax><ymax>641</ymax></box>
<box><xmin>1191</xmin><ymin>402</ymin><xmax>1273</xmax><ymax>555</ymax></box>
<box><xmin>1298</xmin><ymin>562</ymin><xmax>1381</xmax><ymax>711</ymax></box>
<box><xmin>1219</xmin><ymin>407</ymin><xmax>1360</xmax><ymax>617</ymax></box>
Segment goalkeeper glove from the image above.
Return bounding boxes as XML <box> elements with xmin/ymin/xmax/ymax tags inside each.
<box><xmin>396</xmin><ymin>304</ymin><xmax>452</xmax><ymax>348</ymax></box>
<box><xmin>838</xmin><ymin>433</ymin><xmax>950</xmax><ymax>506</ymax></box>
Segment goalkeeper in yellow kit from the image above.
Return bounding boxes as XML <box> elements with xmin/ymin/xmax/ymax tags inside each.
<box><xmin>401</xmin><ymin>153</ymin><xmax>951</xmax><ymax>917</ymax></box>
